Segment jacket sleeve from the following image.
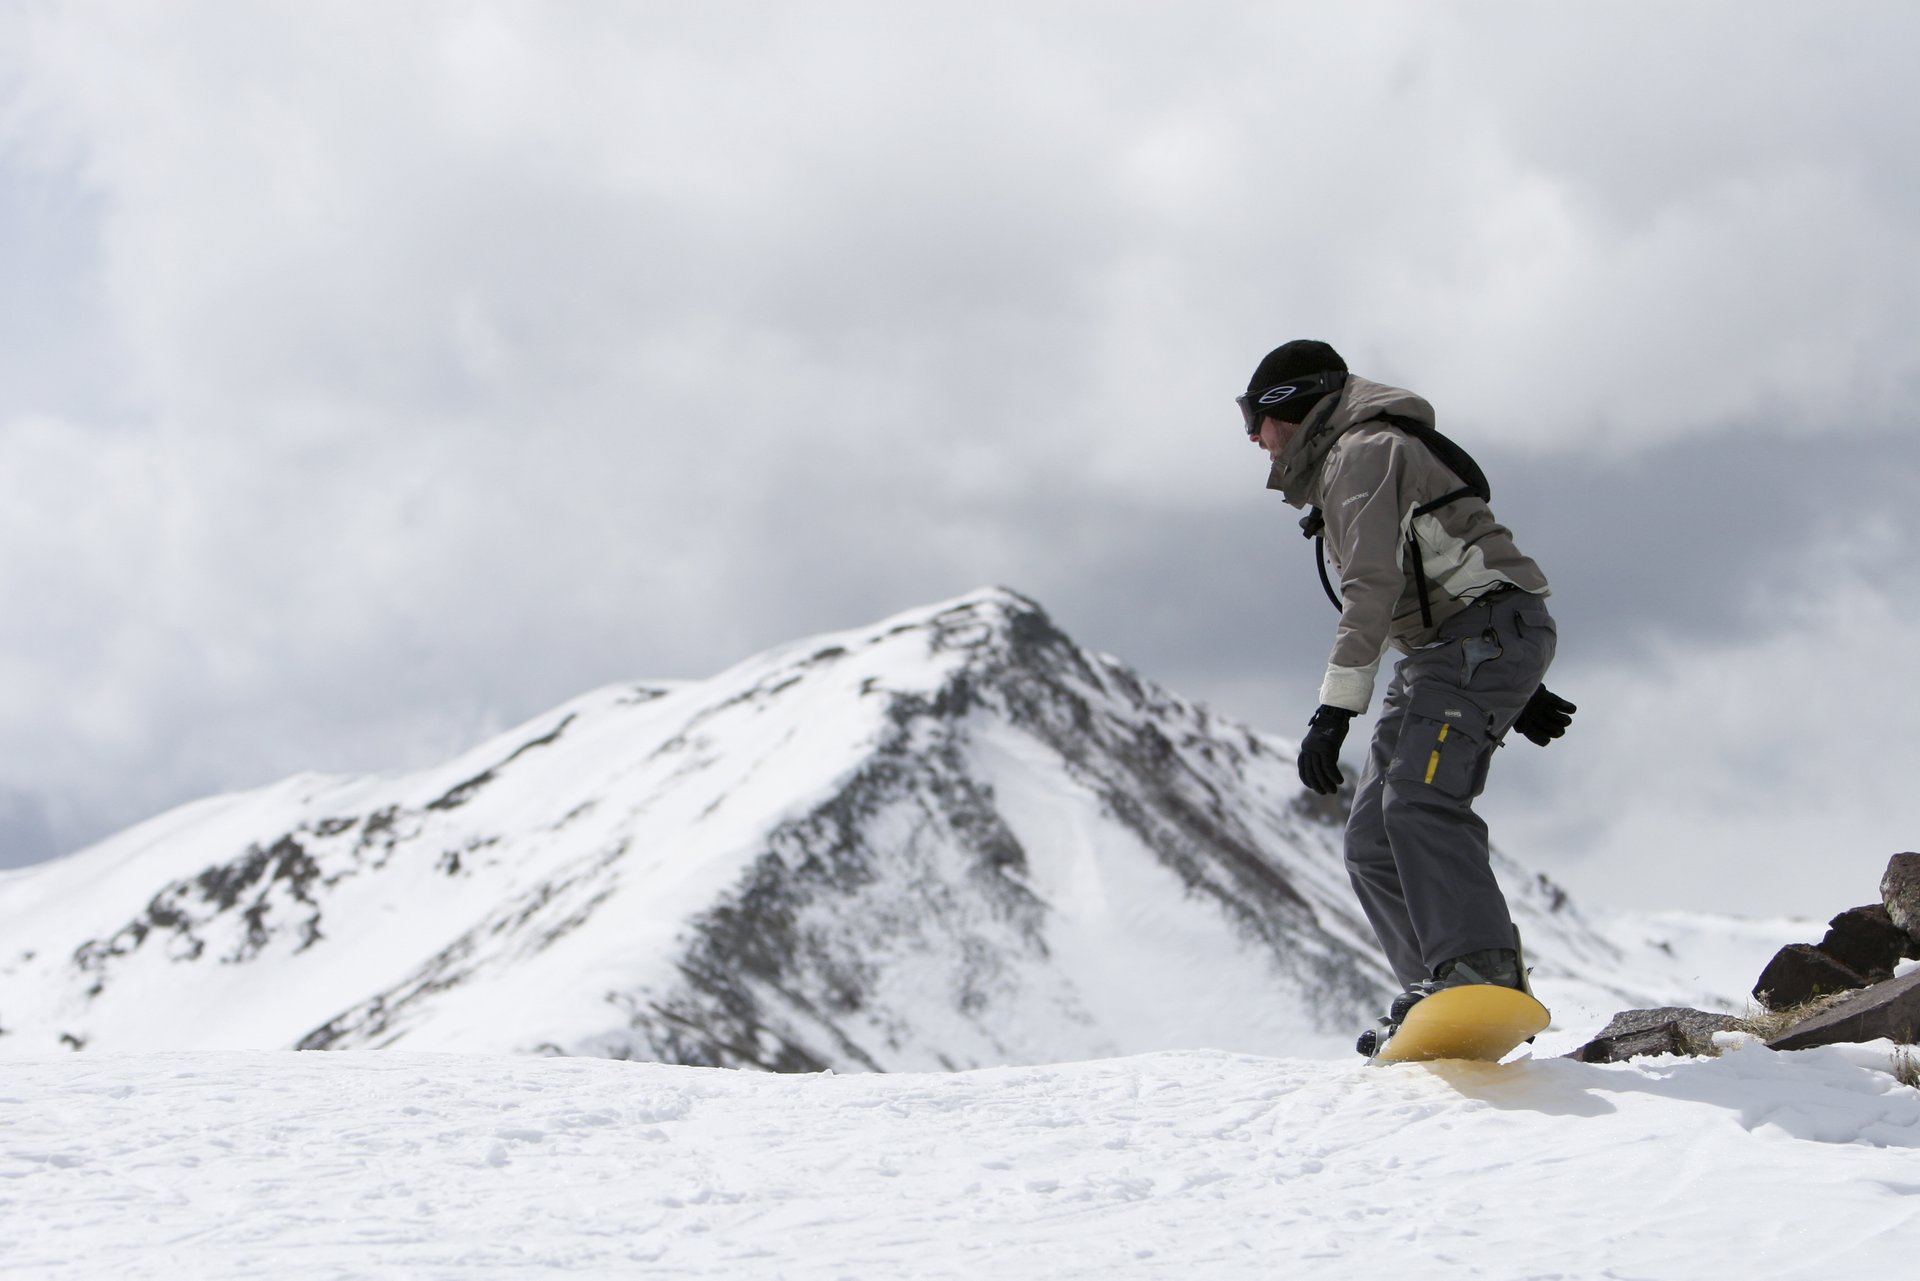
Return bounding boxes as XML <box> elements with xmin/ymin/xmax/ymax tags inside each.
<box><xmin>1316</xmin><ymin>432</ymin><xmax>1411</xmax><ymax>713</ymax></box>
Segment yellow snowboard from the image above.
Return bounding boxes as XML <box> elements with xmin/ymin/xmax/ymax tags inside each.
<box><xmin>1372</xmin><ymin>984</ymin><xmax>1550</xmax><ymax>1064</ymax></box>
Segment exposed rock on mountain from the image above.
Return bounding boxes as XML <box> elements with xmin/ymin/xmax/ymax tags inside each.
<box><xmin>1883</xmin><ymin>853</ymin><xmax>1920</xmax><ymax>937</ymax></box>
<box><xmin>1754</xmin><ymin>944</ymin><xmax>1875</xmax><ymax>1012</ymax></box>
<box><xmin>1768</xmin><ymin>969</ymin><xmax>1920</xmax><ymax>1052</ymax></box>
<box><xmin>1563</xmin><ymin>1007</ymin><xmax>1744</xmax><ymax>1064</ymax></box>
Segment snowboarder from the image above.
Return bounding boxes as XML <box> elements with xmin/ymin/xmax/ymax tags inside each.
<box><xmin>1240</xmin><ymin>339</ymin><xmax>1576</xmax><ymax>1053</ymax></box>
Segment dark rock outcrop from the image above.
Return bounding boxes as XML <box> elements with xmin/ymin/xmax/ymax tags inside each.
<box><xmin>1564</xmin><ymin>1007</ymin><xmax>1743</xmax><ymax>1063</ymax></box>
<box><xmin>1752</xmin><ymin>943</ymin><xmax>1872</xmax><ymax>1011</ymax></box>
<box><xmin>1882</xmin><ymin>852</ymin><xmax>1920</xmax><ymax>942</ymax></box>
<box><xmin>1816</xmin><ymin>904</ymin><xmax>1916</xmax><ymax>980</ymax></box>
<box><xmin>1581</xmin><ymin>852</ymin><xmax>1920</xmax><ymax>1064</ymax></box>
<box><xmin>1767</xmin><ymin>968</ymin><xmax>1920</xmax><ymax>1052</ymax></box>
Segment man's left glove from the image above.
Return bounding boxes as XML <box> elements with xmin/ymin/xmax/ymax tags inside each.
<box><xmin>1299</xmin><ymin>704</ymin><xmax>1355</xmax><ymax>796</ymax></box>
<box><xmin>1512</xmin><ymin>685</ymin><xmax>1576</xmax><ymax>746</ymax></box>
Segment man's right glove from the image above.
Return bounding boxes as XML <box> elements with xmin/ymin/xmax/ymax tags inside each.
<box><xmin>1512</xmin><ymin>685</ymin><xmax>1576</xmax><ymax>746</ymax></box>
<box><xmin>1298</xmin><ymin>704</ymin><xmax>1355</xmax><ymax>795</ymax></box>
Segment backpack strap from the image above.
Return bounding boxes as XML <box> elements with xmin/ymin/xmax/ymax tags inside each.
<box><xmin>1301</xmin><ymin>508</ymin><xmax>1343</xmax><ymax>611</ymax></box>
<box><xmin>1389</xmin><ymin>414</ymin><xmax>1489</xmax><ymax>628</ymax></box>
<box><xmin>1316</xmin><ymin>532</ymin><xmax>1343</xmax><ymax>612</ymax></box>
<box><xmin>1383</xmin><ymin>413</ymin><xmax>1489</xmax><ymax>503</ymax></box>
<box><xmin>1406</xmin><ymin>485</ymin><xmax>1479</xmax><ymax>628</ymax></box>
<box><xmin>1306</xmin><ymin>416</ymin><xmax>1490</xmax><ymax>627</ymax></box>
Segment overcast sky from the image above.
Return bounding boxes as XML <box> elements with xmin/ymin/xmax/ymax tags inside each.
<box><xmin>3</xmin><ymin>1</ymin><xmax>1917</xmax><ymax>918</ymax></box>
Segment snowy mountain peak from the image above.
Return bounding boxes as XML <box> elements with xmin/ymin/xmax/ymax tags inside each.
<box><xmin>2</xmin><ymin>588</ymin><xmax>1645</xmax><ymax>1066</ymax></box>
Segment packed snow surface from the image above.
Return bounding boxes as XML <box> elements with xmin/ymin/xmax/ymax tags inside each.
<box><xmin>5</xmin><ymin>1042</ymin><xmax>1916</xmax><ymax>1279</ymax></box>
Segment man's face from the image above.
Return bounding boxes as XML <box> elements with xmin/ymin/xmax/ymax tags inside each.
<box><xmin>1251</xmin><ymin>415</ymin><xmax>1299</xmax><ymax>461</ymax></box>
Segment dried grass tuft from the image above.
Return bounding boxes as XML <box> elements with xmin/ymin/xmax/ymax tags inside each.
<box><xmin>1729</xmin><ymin>991</ymin><xmax>1856</xmax><ymax>1043</ymax></box>
<box><xmin>1892</xmin><ymin>1047</ymin><xmax>1920</xmax><ymax>1089</ymax></box>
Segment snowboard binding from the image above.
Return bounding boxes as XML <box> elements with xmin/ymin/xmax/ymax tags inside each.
<box><xmin>1355</xmin><ymin>1017</ymin><xmax>1396</xmax><ymax>1058</ymax></box>
<box><xmin>1358</xmin><ymin>928</ymin><xmax>1544</xmax><ymax>1062</ymax></box>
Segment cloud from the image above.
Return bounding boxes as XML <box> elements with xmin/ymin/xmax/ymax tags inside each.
<box><xmin>0</xmin><ymin>1</ymin><xmax>1917</xmax><ymax>917</ymax></box>
<box><xmin>1483</xmin><ymin>569</ymin><xmax>1920</xmax><ymax>917</ymax></box>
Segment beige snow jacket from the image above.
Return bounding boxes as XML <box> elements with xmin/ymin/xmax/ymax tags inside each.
<box><xmin>1266</xmin><ymin>376</ymin><xmax>1550</xmax><ymax>713</ymax></box>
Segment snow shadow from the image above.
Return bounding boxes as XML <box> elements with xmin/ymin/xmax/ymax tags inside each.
<box><xmin>1417</xmin><ymin>1043</ymin><xmax>1920</xmax><ymax>1148</ymax></box>
<box><xmin>1414</xmin><ymin>1058</ymin><xmax>1617</xmax><ymax>1118</ymax></box>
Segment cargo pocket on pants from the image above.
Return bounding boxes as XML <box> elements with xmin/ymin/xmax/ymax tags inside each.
<box><xmin>1388</xmin><ymin>686</ymin><xmax>1490</xmax><ymax>800</ymax></box>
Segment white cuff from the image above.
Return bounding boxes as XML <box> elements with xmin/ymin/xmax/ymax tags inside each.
<box><xmin>1319</xmin><ymin>663</ymin><xmax>1379</xmax><ymax>714</ymax></box>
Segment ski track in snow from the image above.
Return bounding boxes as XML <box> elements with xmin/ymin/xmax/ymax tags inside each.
<box><xmin>2</xmin><ymin>1045</ymin><xmax>1916</xmax><ymax>1279</ymax></box>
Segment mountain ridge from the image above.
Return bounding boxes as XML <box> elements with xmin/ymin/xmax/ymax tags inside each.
<box><xmin>0</xmin><ymin>588</ymin><xmax>1731</xmax><ymax>1065</ymax></box>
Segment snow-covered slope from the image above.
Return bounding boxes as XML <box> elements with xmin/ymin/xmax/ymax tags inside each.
<box><xmin>0</xmin><ymin>589</ymin><xmax>1762</xmax><ymax>1064</ymax></box>
<box><xmin>6</xmin><ymin>1044</ymin><xmax>1916</xmax><ymax>1280</ymax></box>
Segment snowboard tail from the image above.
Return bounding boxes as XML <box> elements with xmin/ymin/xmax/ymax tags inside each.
<box><xmin>1372</xmin><ymin>984</ymin><xmax>1550</xmax><ymax>1064</ymax></box>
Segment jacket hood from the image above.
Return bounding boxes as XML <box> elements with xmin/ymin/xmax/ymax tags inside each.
<box><xmin>1264</xmin><ymin>375</ymin><xmax>1437</xmax><ymax>507</ymax></box>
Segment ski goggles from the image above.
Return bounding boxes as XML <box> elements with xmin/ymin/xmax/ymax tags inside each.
<box><xmin>1236</xmin><ymin>369</ymin><xmax>1345</xmax><ymax>436</ymax></box>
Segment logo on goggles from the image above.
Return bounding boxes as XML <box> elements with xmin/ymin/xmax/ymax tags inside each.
<box><xmin>1258</xmin><ymin>385</ymin><xmax>1305</xmax><ymax>405</ymax></box>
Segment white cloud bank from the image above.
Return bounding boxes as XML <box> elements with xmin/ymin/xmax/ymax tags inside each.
<box><xmin>1</xmin><ymin>2</ymin><xmax>1917</xmax><ymax>917</ymax></box>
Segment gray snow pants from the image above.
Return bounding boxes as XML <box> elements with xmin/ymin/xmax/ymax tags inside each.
<box><xmin>1344</xmin><ymin>588</ymin><xmax>1557</xmax><ymax>991</ymax></box>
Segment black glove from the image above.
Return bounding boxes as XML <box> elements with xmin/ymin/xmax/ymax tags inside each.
<box><xmin>1512</xmin><ymin>685</ymin><xmax>1576</xmax><ymax>746</ymax></box>
<box><xmin>1299</xmin><ymin>704</ymin><xmax>1354</xmax><ymax>795</ymax></box>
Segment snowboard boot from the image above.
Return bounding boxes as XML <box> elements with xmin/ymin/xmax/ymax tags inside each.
<box><xmin>1379</xmin><ymin>953</ymin><xmax>1509</xmax><ymax>1028</ymax></box>
<box><xmin>1379</xmin><ymin>928</ymin><xmax>1535</xmax><ymax>1036</ymax></box>
<box><xmin>1356</xmin><ymin>928</ymin><xmax>1536</xmax><ymax>1058</ymax></box>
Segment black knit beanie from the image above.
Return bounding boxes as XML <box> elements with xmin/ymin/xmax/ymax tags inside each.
<box><xmin>1246</xmin><ymin>339</ymin><xmax>1348</xmax><ymax>423</ymax></box>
